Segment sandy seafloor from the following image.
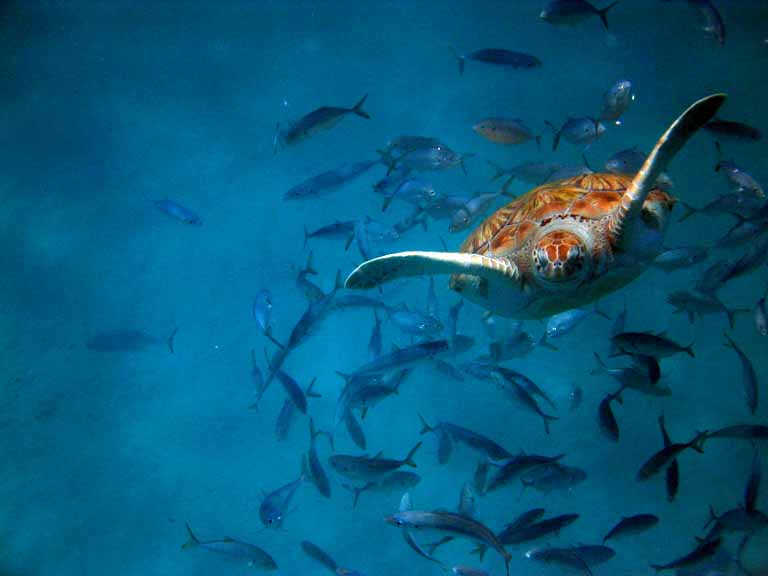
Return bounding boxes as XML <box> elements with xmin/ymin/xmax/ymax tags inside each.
<box><xmin>1</xmin><ymin>1</ymin><xmax>767</xmax><ymax>575</ymax></box>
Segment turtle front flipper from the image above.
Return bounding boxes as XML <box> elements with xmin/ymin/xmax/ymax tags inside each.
<box><xmin>345</xmin><ymin>251</ymin><xmax>519</xmax><ymax>289</ymax></box>
<box><xmin>610</xmin><ymin>93</ymin><xmax>726</xmax><ymax>250</ymax></box>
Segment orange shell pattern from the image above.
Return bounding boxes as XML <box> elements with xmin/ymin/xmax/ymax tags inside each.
<box><xmin>460</xmin><ymin>173</ymin><xmax>675</xmax><ymax>256</ymax></box>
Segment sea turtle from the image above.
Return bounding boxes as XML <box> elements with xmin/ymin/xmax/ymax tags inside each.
<box><xmin>345</xmin><ymin>94</ymin><xmax>726</xmax><ymax>319</ymax></box>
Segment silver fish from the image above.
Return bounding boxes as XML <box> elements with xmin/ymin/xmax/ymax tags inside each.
<box><xmin>652</xmin><ymin>246</ymin><xmax>709</xmax><ymax>270</ymax></box>
<box><xmin>154</xmin><ymin>198</ymin><xmax>202</xmax><ymax>225</ymax></box>
<box><xmin>724</xmin><ymin>333</ymin><xmax>759</xmax><ymax>413</ymax></box>
<box><xmin>754</xmin><ymin>296</ymin><xmax>767</xmax><ymax>336</ymax></box>
<box><xmin>601</xmin><ymin>79</ymin><xmax>634</xmax><ymax>124</ymax></box>
<box><xmin>182</xmin><ymin>523</ymin><xmax>277</xmax><ymax>570</ymax></box>
<box><xmin>259</xmin><ymin>472</ymin><xmax>305</xmax><ymax>528</ymax></box>
<box><xmin>252</xmin><ymin>289</ymin><xmax>274</xmax><ymax>333</ymax></box>
<box><xmin>603</xmin><ymin>514</ymin><xmax>660</xmax><ymax>543</ymax></box>
<box><xmin>450</xmin><ymin>47</ymin><xmax>541</xmax><ymax>75</ymax></box>
<box><xmin>341</xmin><ymin>471</ymin><xmax>421</xmax><ymax>508</ymax></box>
<box><xmin>328</xmin><ymin>442</ymin><xmax>422</xmax><ymax>481</ymax></box>
<box><xmin>284</xmin><ymin>160</ymin><xmax>378</xmax><ymax>201</ymax></box>
<box><xmin>546</xmin><ymin>117</ymin><xmax>606</xmax><ymax>150</ymax></box>
<box><xmin>540</xmin><ymin>0</ymin><xmax>620</xmax><ymax>30</ymax></box>
<box><xmin>280</xmin><ymin>94</ymin><xmax>370</xmax><ymax>146</ymax></box>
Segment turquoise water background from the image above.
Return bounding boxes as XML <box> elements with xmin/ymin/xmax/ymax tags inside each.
<box><xmin>1</xmin><ymin>1</ymin><xmax>767</xmax><ymax>575</ymax></box>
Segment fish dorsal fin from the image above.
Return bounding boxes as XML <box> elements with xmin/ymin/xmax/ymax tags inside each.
<box><xmin>372</xmin><ymin>450</ymin><xmax>384</xmax><ymax>459</ymax></box>
<box><xmin>610</xmin><ymin>94</ymin><xmax>726</xmax><ymax>249</ymax></box>
<box><xmin>399</xmin><ymin>492</ymin><xmax>413</xmax><ymax>512</ymax></box>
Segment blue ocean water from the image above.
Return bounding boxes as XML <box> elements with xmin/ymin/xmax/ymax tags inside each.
<box><xmin>1</xmin><ymin>1</ymin><xmax>767</xmax><ymax>574</ymax></box>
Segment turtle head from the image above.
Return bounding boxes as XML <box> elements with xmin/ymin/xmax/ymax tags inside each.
<box><xmin>531</xmin><ymin>229</ymin><xmax>592</xmax><ymax>288</ymax></box>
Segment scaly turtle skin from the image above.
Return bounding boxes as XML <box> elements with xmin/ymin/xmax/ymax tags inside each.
<box><xmin>345</xmin><ymin>95</ymin><xmax>726</xmax><ymax>319</ymax></box>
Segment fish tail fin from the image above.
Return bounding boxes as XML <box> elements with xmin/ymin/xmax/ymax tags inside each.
<box><xmin>351</xmin><ymin>94</ymin><xmax>370</xmax><ymax>119</ymax></box>
<box><xmin>504</xmin><ymin>551</ymin><xmax>512</xmax><ymax>576</ymax></box>
<box><xmin>304</xmin><ymin>251</ymin><xmax>318</xmax><ymax>275</ymax></box>
<box><xmin>538</xmin><ymin>331</ymin><xmax>558</xmax><ymax>351</ymax></box>
<box><xmin>182</xmin><ymin>522</ymin><xmax>199</xmax><ymax>549</ymax></box>
<box><xmin>544</xmin><ymin>120</ymin><xmax>561</xmax><ymax>151</ymax></box>
<box><xmin>303</xmin><ymin>225</ymin><xmax>309</xmax><ymax>249</ymax></box>
<box><xmin>684</xmin><ymin>342</ymin><xmax>695</xmax><ymax>358</ymax></box>
<box><xmin>418</xmin><ymin>413</ymin><xmax>434</xmax><ymax>435</ymax></box>
<box><xmin>543</xmin><ymin>413</ymin><xmax>559</xmax><ymax>435</ymax></box>
<box><xmin>305</xmin><ymin>377</ymin><xmax>321</xmax><ymax>398</ymax></box>
<box><xmin>309</xmin><ymin>418</ymin><xmax>319</xmax><ymax>441</ymax></box>
<box><xmin>167</xmin><ymin>326</ymin><xmax>179</xmax><ymax>354</ymax></box>
<box><xmin>704</xmin><ymin>504</ymin><xmax>719</xmax><ymax>529</ymax></box>
<box><xmin>691</xmin><ymin>430</ymin><xmax>709</xmax><ymax>453</ymax></box>
<box><xmin>677</xmin><ymin>202</ymin><xmax>699</xmax><ymax>222</ymax></box>
<box><xmin>470</xmin><ymin>544</ymin><xmax>488</xmax><ymax>562</ymax></box>
<box><xmin>265</xmin><ymin>326</ymin><xmax>286</xmax><ymax>350</ymax></box>
<box><xmin>403</xmin><ymin>441</ymin><xmax>423</xmax><ymax>467</ymax></box>
<box><xmin>301</xmin><ymin>453</ymin><xmax>312</xmax><ymax>481</ymax></box>
<box><xmin>382</xmin><ymin>192</ymin><xmax>395</xmax><ymax>212</ymax></box>
<box><xmin>449</xmin><ymin>46</ymin><xmax>465</xmax><ymax>75</ymax></box>
<box><xmin>487</xmin><ymin>160</ymin><xmax>506</xmax><ymax>182</ymax></box>
<box><xmin>598</xmin><ymin>1</ymin><xmax>619</xmax><ymax>30</ymax></box>
<box><xmin>459</xmin><ymin>152</ymin><xmax>475</xmax><ymax>176</ymax></box>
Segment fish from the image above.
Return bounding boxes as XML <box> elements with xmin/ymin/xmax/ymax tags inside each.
<box><xmin>704</xmin><ymin>118</ymin><xmax>762</xmax><ymax>142</ymax></box>
<box><xmin>605</xmin><ymin>146</ymin><xmax>674</xmax><ymax>189</ymax></box>
<box><xmin>387</xmin><ymin>304</ymin><xmax>444</xmax><ymax>336</ymax></box>
<box><xmin>492</xmin><ymin>368</ymin><xmax>558</xmax><ymax>433</ymax></box>
<box><xmin>544</xmin><ymin>162</ymin><xmax>594</xmax><ymax>182</ymax></box>
<box><xmin>486</xmin><ymin>453</ymin><xmax>566</xmax><ymax>493</ymax></box>
<box><xmin>252</xmin><ymin>289</ymin><xmax>274</xmax><ymax>334</ymax></box>
<box><xmin>546</xmin><ymin>117</ymin><xmax>606</xmax><ymax>150</ymax></box>
<box><xmin>504</xmin><ymin>508</ymin><xmax>547</xmax><ymax>533</ymax></box>
<box><xmin>368</xmin><ymin>310</ymin><xmax>382</xmax><ymax>361</ymax></box>
<box><xmin>284</xmin><ymin>160</ymin><xmax>379</xmax><ymax>201</ymax></box>
<box><xmin>449</xmin><ymin>47</ymin><xmax>542</xmax><ymax>75</ymax></box>
<box><xmin>343</xmin><ymin>408</ymin><xmax>367</xmax><ymax>450</ymax></box>
<box><xmin>154</xmin><ymin>198</ymin><xmax>202</xmax><ymax>225</ymax></box>
<box><xmin>602</xmin><ymin>514</ymin><xmax>660</xmax><ymax>542</ymax></box>
<box><xmin>637</xmin><ymin>430</ymin><xmax>709</xmax><ymax>481</ymax></box>
<box><xmin>659</xmin><ymin>414</ymin><xmax>679</xmax><ymax>502</ymax></box>
<box><xmin>650</xmin><ymin>537</ymin><xmax>722</xmax><ymax>573</ymax></box>
<box><xmin>540</xmin><ymin>305</ymin><xmax>608</xmax><ymax>349</ymax></box>
<box><xmin>85</xmin><ymin>329</ymin><xmax>163</xmax><ymax>352</ymax></box>
<box><xmin>678</xmin><ymin>193</ymin><xmax>765</xmax><ymax>222</ymax></box>
<box><xmin>279</xmin><ymin>94</ymin><xmax>370</xmax><ymax>146</ymax></box>
<box><xmin>521</xmin><ymin>463</ymin><xmax>587</xmax><ymax>493</ymax></box>
<box><xmin>720</xmin><ymin>237</ymin><xmax>768</xmax><ymax>286</ymax></box>
<box><xmin>597</xmin><ymin>389</ymin><xmax>622</xmax><ymax>442</ymax></box>
<box><xmin>600</xmin><ymin>79</ymin><xmax>634</xmax><ymax>124</ymax></box>
<box><xmin>341</xmin><ymin>471</ymin><xmax>422</xmax><ymax>508</ymax></box>
<box><xmin>427</xmin><ymin>277</ymin><xmax>439</xmax><ymax>319</ymax></box>
<box><xmin>393</xmin><ymin>208</ymin><xmax>429</xmax><ymax>236</ymax></box>
<box><xmin>474</xmin><ymin>460</ymin><xmax>489</xmax><ymax>495</ymax></box>
<box><xmin>304</xmin><ymin>220</ymin><xmax>355</xmax><ymax>247</ymax></box>
<box><xmin>569</xmin><ymin>385</ymin><xmax>584</xmax><ymax>412</ymax></box>
<box><xmin>419</xmin><ymin>414</ymin><xmax>512</xmax><ymax>462</ymax></box>
<box><xmin>449</xmin><ymin>567</ymin><xmax>489</xmax><ymax>576</ymax></box>
<box><xmin>349</xmin><ymin>339</ymin><xmax>452</xmax><ymax>376</ymax></box>
<box><xmin>667</xmin><ymin>290</ymin><xmax>746</xmax><ymax>329</ymax></box>
<box><xmin>702</xmin><ymin>505</ymin><xmax>768</xmax><ymax>541</ymax></box>
<box><xmin>480</xmin><ymin>330</ymin><xmax>537</xmax><ymax>362</ymax></box>
<box><xmin>525</xmin><ymin>546</ymin><xmax>593</xmax><ymax>575</ymax></box>
<box><xmin>449</xmin><ymin>192</ymin><xmax>507</xmax><ymax>233</ymax></box>
<box><xmin>592</xmin><ymin>353</ymin><xmax>670</xmax><ymax>396</ymax></box>
<box><xmin>182</xmin><ymin>523</ymin><xmax>277</xmax><ymax>570</ymax></box>
<box><xmin>458</xmin><ymin>483</ymin><xmax>476</xmax><ymax>518</ymax></box>
<box><xmin>716</xmin><ymin>157</ymin><xmax>765</xmax><ymax>199</ymax></box>
<box><xmin>379</xmin><ymin>139</ymin><xmax>468</xmax><ymax>174</ymax></box>
<box><xmin>690</xmin><ymin>0</ymin><xmax>725</xmax><ymax>45</ymax></box>
<box><xmin>306</xmin><ymin>419</ymin><xmax>332</xmax><ymax>498</ymax></box>
<box><xmin>717</xmin><ymin>218</ymin><xmax>768</xmax><ymax>250</ymax></box>
<box><xmin>381</xmin><ymin>178</ymin><xmax>436</xmax><ymax>212</ymax></box>
<box><xmin>284</xmin><ymin>271</ymin><xmax>343</xmax><ymax>353</ymax></box>
<box><xmin>295</xmin><ymin>252</ymin><xmax>324</xmax><ymax>305</ymax></box>
<box><xmin>487</xmin><ymin>160</ymin><xmax>560</xmax><ymax>186</ymax></box>
<box><xmin>301</xmin><ymin>540</ymin><xmax>339</xmax><ymax>572</ymax></box>
<box><xmin>723</xmin><ymin>333</ymin><xmax>759</xmax><ymax>414</ymax></box>
<box><xmin>332</xmin><ymin>294</ymin><xmax>388</xmax><ymax>312</ymax></box>
<box><xmin>473</xmin><ymin>117</ymin><xmax>541</xmax><ymax>148</ymax></box>
<box><xmin>353</xmin><ymin>218</ymin><xmax>373</xmax><ymax>262</ymax></box>
<box><xmin>755</xmin><ymin>296</ymin><xmax>768</xmax><ymax>336</ymax></box>
<box><xmin>448</xmin><ymin>191</ymin><xmax>505</xmax><ymax>233</ymax></box>
<box><xmin>352</xmin><ymin>370</ymin><xmax>410</xmax><ymax>419</ymax></box>
<box><xmin>706</xmin><ymin>425</ymin><xmax>768</xmax><ymax>441</ymax></box>
<box><xmin>328</xmin><ymin>442</ymin><xmax>422</xmax><ymax>481</ymax></box>
<box><xmin>539</xmin><ymin>0</ymin><xmax>620</xmax><ymax>30</ymax></box>
<box><xmin>274</xmin><ymin>370</ymin><xmax>309</xmax><ymax>414</ymax></box>
<box><xmin>259</xmin><ymin>471</ymin><xmax>305</xmax><ymax>528</ymax></box>
<box><xmin>568</xmin><ymin>544</ymin><xmax>616</xmax><ymax>566</ymax></box>
<box><xmin>652</xmin><ymin>246</ymin><xmax>709</xmax><ymax>270</ymax></box>
<box><xmin>250</xmin><ymin>350</ymin><xmax>266</xmax><ymax>404</ymax></box>
<box><xmin>386</xmin><ymin>499</ymin><xmax>512</xmax><ymax>576</ymax></box>
<box><xmin>695</xmin><ymin>259</ymin><xmax>737</xmax><ymax>296</ymax></box>
<box><xmin>494</xmin><ymin>513</ymin><xmax>580</xmax><ymax>547</ymax></box>
<box><xmin>273</xmin><ymin>377</ymin><xmax>319</xmax><ymax>439</ymax></box>
<box><xmin>611</xmin><ymin>331</ymin><xmax>694</xmax><ymax>358</ymax></box>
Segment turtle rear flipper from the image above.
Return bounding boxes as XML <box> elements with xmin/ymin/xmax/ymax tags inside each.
<box><xmin>344</xmin><ymin>251</ymin><xmax>519</xmax><ymax>290</ymax></box>
<box><xmin>611</xmin><ymin>94</ymin><xmax>726</xmax><ymax>249</ymax></box>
